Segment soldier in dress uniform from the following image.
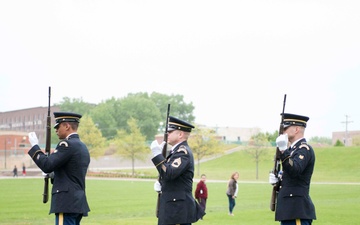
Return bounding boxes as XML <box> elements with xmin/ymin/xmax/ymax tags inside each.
<box><xmin>150</xmin><ymin>116</ymin><xmax>205</xmax><ymax>225</ymax></box>
<box><xmin>270</xmin><ymin>113</ymin><xmax>316</xmax><ymax>225</ymax></box>
<box><xmin>28</xmin><ymin>112</ymin><xmax>90</xmax><ymax>225</ymax></box>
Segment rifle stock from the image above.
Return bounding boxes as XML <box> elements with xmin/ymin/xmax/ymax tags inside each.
<box><xmin>156</xmin><ymin>104</ymin><xmax>170</xmax><ymax>217</ymax></box>
<box><xmin>43</xmin><ymin>86</ymin><xmax>51</xmax><ymax>204</ymax></box>
<box><xmin>270</xmin><ymin>94</ymin><xmax>286</xmax><ymax>211</ymax></box>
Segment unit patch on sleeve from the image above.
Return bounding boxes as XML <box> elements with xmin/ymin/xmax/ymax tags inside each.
<box><xmin>59</xmin><ymin>141</ymin><xmax>69</xmax><ymax>147</ymax></box>
<box><xmin>171</xmin><ymin>157</ymin><xmax>182</xmax><ymax>168</ymax></box>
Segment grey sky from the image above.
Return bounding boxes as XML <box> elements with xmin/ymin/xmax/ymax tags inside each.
<box><xmin>1</xmin><ymin>0</ymin><xmax>360</xmax><ymax>138</ymax></box>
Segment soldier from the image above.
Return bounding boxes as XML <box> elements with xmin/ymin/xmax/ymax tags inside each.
<box><xmin>150</xmin><ymin>116</ymin><xmax>204</xmax><ymax>225</ymax></box>
<box><xmin>270</xmin><ymin>113</ymin><xmax>316</xmax><ymax>225</ymax></box>
<box><xmin>28</xmin><ymin>112</ymin><xmax>90</xmax><ymax>225</ymax></box>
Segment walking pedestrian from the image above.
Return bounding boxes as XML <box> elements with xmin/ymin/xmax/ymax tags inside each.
<box><xmin>22</xmin><ymin>163</ymin><xmax>26</xmax><ymax>176</ymax></box>
<box><xmin>13</xmin><ymin>165</ymin><xmax>18</xmax><ymax>177</ymax></box>
<box><xmin>226</xmin><ymin>171</ymin><xmax>239</xmax><ymax>216</ymax></box>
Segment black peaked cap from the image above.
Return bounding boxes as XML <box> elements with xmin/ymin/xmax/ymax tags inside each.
<box><xmin>282</xmin><ymin>113</ymin><xmax>309</xmax><ymax>128</ymax></box>
<box><xmin>53</xmin><ymin>112</ymin><xmax>82</xmax><ymax>128</ymax></box>
<box><xmin>168</xmin><ymin>116</ymin><xmax>195</xmax><ymax>132</ymax></box>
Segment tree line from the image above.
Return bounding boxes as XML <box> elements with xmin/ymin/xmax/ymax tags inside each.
<box><xmin>51</xmin><ymin>91</ymin><xmax>333</xmax><ymax>176</ymax></box>
<box><xmin>53</xmin><ymin>92</ymin><xmax>223</xmax><ymax>175</ymax></box>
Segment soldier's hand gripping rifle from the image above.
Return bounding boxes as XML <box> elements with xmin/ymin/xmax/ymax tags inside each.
<box><xmin>156</xmin><ymin>104</ymin><xmax>170</xmax><ymax>217</ymax></box>
<box><xmin>43</xmin><ymin>86</ymin><xmax>51</xmax><ymax>204</ymax></box>
<box><xmin>270</xmin><ymin>94</ymin><xmax>286</xmax><ymax>211</ymax></box>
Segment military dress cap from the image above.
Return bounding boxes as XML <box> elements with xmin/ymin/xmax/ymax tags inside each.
<box><xmin>282</xmin><ymin>113</ymin><xmax>309</xmax><ymax>128</ymax></box>
<box><xmin>168</xmin><ymin>116</ymin><xmax>195</xmax><ymax>132</ymax></box>
<box><xmin>53</xmin><ymin>112</ymin><xmax>82</xmax><ymax>128</ymax></box>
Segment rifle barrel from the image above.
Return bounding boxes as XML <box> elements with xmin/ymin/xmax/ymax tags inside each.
<box><xmin>43</xmin><ymin>86</ymin><xmax>51</xmax><ymax>204</ymax></box>
<box><xmin>156</xmin><ymin>104</ymin><xmax>171</xmax><ymax>217</ymax></box>
<box><xmin>270</xmin><ymin>94</ymin><xmax>286</xmax><ymax>211</ymax></box>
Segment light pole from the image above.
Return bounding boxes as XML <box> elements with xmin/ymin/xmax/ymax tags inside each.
<box><xmin>342</xmin><ymin>115</ymin><xmax>353</xmax><ymax>146</ymax></box>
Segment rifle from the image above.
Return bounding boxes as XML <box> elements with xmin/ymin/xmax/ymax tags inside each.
<box><xmin>43</xmin><ymin>86</ymin><xmax>51</xmax><ymax>204</ymax></box>
<box><xmin>156</xmin><ymin>104</ymin><xmax>170</xmax><ymax>217</ymax></box>
<box><xmin>270</xmin><ymin>94</ymin><xmax>286</xmax><ymax>211</ymax></box>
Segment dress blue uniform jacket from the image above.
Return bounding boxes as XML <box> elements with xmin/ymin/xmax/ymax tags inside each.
<box><xmin>275</xmin><ymin>138</ymin><xmax>316</xmax><ymax>221</ymax></box>
<box><xmin>28</xmin><ymin>133</ymin><xmax>90</xmax><ymax>216</ymax></box>
<box><xmin>152</xmin><ymin>141</ymin><xmax>204</xmax><ymax>224</ymax></box>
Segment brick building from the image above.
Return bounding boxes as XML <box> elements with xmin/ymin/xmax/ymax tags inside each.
<box><xmin>0</xmin><ymin>106</ymin><xmax>60</xmax><ymax>169</ymax></box>
<box><xmin>0</xmin><ymin>106</ymin><xmax>60</xmax><ymax>144</ymax></box>
<box><xmin>332</xmin><ymin>130</ymin><xmax>360</xmax><ymax>146</ymax></box>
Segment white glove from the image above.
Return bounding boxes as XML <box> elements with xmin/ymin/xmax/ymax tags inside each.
<box><xmin>150</xmin><ymin>140</ymin><xmax>166</xmax><ymax>157</ymax></box>
<box><xmin>154</xmin><ymin>180</ymin><xmax>161</xmax><ymax>192</ymax></box>
<box><xmin>28</xmin><ymin>132</ymin><xmax>39</xmax><ymax>147</ymax></box>
<box><xmin>42</xmin><ymin>172</ymin><xmax>54</xmax><ymax>179</ymax></box>
<box><xmin>276</xmin><ymin>134</ymin><xmax>288</xmax><ymax>151</ymax></box>
<box><xmin>269</xmin><ymin>173</ymin><xmax>278</xmax><ymax>185</ymax></box>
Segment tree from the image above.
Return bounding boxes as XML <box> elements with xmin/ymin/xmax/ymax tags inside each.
<box><xmin>57</xmin><ymin>97</ymin><xmax>96</xmax><ymax>115</ymax></box>
<box><xmin>90</xmin><ymin>97</ymin><xmax>120</xmax><ymax>139</ymax></box>
<box><xmin>113</xmin><ymin>117</ymin><xmax>148</xmax><ymax>176</ymax></box>
<box><xmin>77</xmin><ymin>115</ymin><xmax>106</xmax><ymax>158</ymax></box>
<box><xmin>247</xmin><ymin>132</ymin><xmax>272</xmax><ymax>180</ymax></box>
<box><xmin>334</xmin><ymin>139</ymin><xmax>345</xmax><ymax>147</ymax></box>
<box><xmin>50</xmin><ymin>127</ymin><xmax>59</xmax><ymax>146</ymax></box>
<box><xmin>260</xmin><ymin>130</ymin><xmax>279</xmax><ymax>147</ymax></box>
<box><xmin>55</xmin><ymin>92</ymin><xmax>196</xmax><ymax>141</ymax></box>
<box><xmin>149</xmin><ymin>92</ymin><xmax>195</xmax><ymax>123</ymax></box>
<box><xmin>118</xmin><ymin>94</ymin><xmax>161</xmax><ymax>140</ymax></box>
<box><xmin>309</xmin><ymin>136</ymin><xmax>332</xmax><ymax>146</ymax></box>
<box><xmin>189</xmin><ymin>127</ymin><xmax>224</xmax><ymax>176</ymax></box>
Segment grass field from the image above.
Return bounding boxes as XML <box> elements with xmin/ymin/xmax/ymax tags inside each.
<box><xmin>1</xmin><ymin>146</ymin><xmax>359</xmax><ymax>224</ymax></box>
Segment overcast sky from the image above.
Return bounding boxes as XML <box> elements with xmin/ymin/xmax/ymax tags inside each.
<box><xmin>1</xmin><ymin>0</ymin><xmax>359</xmax><ymax>139</ymax></box>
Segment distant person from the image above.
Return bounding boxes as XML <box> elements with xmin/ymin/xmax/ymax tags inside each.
<box><xmin>226</xmin><ymin>171</ymin><xmax>239</xmax><ymax>216</ymax></box>
<box><xmin>269</xmin><ymin>113</ymin><xmax>316</xmax><ymax>225</ymax></box>
<box><xmin>150</xmin><ymin>116</ymin><xmax>205</xmax><ymax>225</ymax></box>
<box><xmin>195</xmin><ymin>174</ymin><xmax>208</xmax><ymax>219</ymax></box>
<box><xmin>22</xmin><ymin>163</ymin><xmax>26</xmax><ymax>176</ymax></box>
<box><xmin>13</xmin><ymin>165</ymin><xmax>18</xmax><ymax>177</ymax></box>
<box><xmin>28</xmin><ymin>112</ymin><xmax>90</xmax><ymax>225</ymax></box>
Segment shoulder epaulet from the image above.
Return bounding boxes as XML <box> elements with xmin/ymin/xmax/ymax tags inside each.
<box><xmin>178</xmin><ymin>145</ymin><xmax>188</xmax><ymax>155</ymax></box>
<box><xmin>299</xmin><ymin>142</ymin><xmax>310</xmax><ymax>150</ymax></box>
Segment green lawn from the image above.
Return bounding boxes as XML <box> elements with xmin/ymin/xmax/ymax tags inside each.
<box><xmin>0</xmin><ymin>178</ymin><xmax>359</xmax><ymax>225</ymax></box>
<box><xmin>113</xmin><ymin>146</ymin><xmax>360</xmax><ymax>183</ymax></box>
<box><xmin>0</xmin><ymin>146</ymin><xmax>359</xmax><ymax>224</ymax></box>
